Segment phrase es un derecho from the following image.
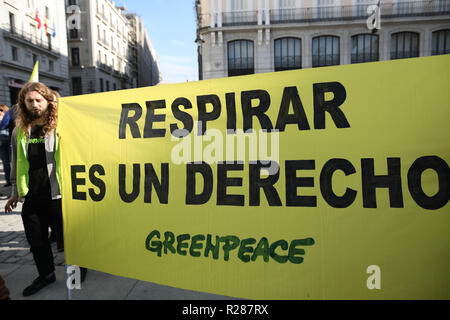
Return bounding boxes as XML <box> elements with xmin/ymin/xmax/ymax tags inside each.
<box><xmin>69</xmin><ymin>82</ymin><xmax>449</xmax><ymax>210</ymax></box>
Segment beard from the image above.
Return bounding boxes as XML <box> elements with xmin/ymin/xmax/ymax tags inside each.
<box><xmin>25</xmin><ymin>107</ymin><xmax>47</xmax><ymax>121</ymax></box>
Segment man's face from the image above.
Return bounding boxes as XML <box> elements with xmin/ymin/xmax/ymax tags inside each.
<box><xmin>24</xmin><ymin>90</ymin><xmax>49</xmax><ymax>119</ymax></box>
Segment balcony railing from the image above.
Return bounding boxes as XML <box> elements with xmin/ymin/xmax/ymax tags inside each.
<box><xmin>68</xmin><ymin>29</ymin><xmax>85</xmax><ymax>40</ymax></box>
<box><xmin>2</xmin><ymin>23</ymin><xmax>59</xmax><ymax>53</ymax></box>
<box><xmin>271</xmin><ymin>0</ymin><xmax>450</xmax><ymax>23</ymax></box>
<box><xmin>200</xmin><ymin>0</ymin><xmax>450</xmax><ymax>28</ymax></box>
<box><xmin>97</xmin><ymin>61</ymin><xmax>112</xmax><ymax>73</ymax></box>
<box><xmin>222</xmin><ymin>11</ymin><xmax>258</xmax><ymax>26</ymax></box>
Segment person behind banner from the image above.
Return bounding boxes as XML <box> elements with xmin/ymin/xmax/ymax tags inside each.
<box><xmin>3</xmin><ymin>82</ymin><xmax>85</xmax><ymax>297</ymax></box>
<box><xmin>0</xmin><ymin>104</ymin><xmax>11</xmax><ymax>187</ymax></box>
<box><xmin>8</xmin><ymin>103</ymin><xmax>18</xmax><ymax>137</ymax></box>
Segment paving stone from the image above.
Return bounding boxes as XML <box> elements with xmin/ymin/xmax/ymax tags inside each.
<box><xmin>0</xmin><ymin>231</ymin><xmax>13</xmax><ymax>238</ymax></box>
<box><xmin>2</xmin><ymin>233</ymin><xmax>19</xmax><ymax>243</ymax></box>
<box><xmin>0</xmin><ymin>251</ymin><xmax>14</xmax><ymax>263</ymax></box>
<box><xmin>5</xmin><ymin>256</ymin><xmax>21</xmax><ymax>263</ymax></box>
<box><xmin>14</xmin><ymin>249</ymin><xmax>30</xmax><ymax>257</ymax></box>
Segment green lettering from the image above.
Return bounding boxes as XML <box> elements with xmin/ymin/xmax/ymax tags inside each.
<box><xmin>288</xmin><ymin>238</ymin><xmax>315</xmax><ymax>264</ymax></box>
<box><xmin>251</xmin><ymin>237</ymin><xmax>269</xmax><ymax>262</ymax></box>
<box><xmin>145</xmin><ymin>230</ymin><xmax>162</xmax><ymax>257</ymax></box>
<box><xmin>176</xmin><ymin>234</ymin><xmax>190</xmax><ymax>256</ymax></box>
<box><xmin>190</xmin><ymin>234</ymin><xmax>205</xmax><ymax>257</ymax></box>
<box><xmin>238</xmin><ymin>238</ymin><xmax>256</xmax><ymax>263</ymax></box>
<box><xmin>220</xmin><ymin>235</ymin><xmax>240</xmax><ymax>261</ymax></box>
<box><xmin>28</xmin><ymin>138</ymin><xmax>45</xmax><ymax>144</ymax></box>
<box><xmin>269</xmin><ymin>240</ymin><xmax>289</xmax><ymax>263</ymax></box>
<box><xmin>163</xmin><ymin>231</ymin><xmax>176</xmax><ymax>254</ymax></box>
<box><xmin>145</xmin><ymin>230</ymin><xmax>315</xmax><ymax>265</ymax></box>
<box><xmin>204</xmin><ymin>234</ymin><xmax>220</xmax><ymax>260</ymax></box>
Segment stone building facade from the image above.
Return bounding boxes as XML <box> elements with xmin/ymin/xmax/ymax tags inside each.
<box><xmin>196</xmin><ymin>0</ymin><xmax>450</xmax><ymax>79</ymax></box>
<box><xmin>0</xmin><ymin>0</ymin><xmax>69</xmax><ymax>106</ymax></box>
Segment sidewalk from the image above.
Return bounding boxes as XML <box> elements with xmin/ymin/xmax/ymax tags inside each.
<box><xmin>0</xmin><ymin>165</ymin><xmax>236</xmax><ymax>300</ymax></box>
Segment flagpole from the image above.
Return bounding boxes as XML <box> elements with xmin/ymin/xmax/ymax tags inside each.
<box><xmin>30</xmin><ymin>61</ymin><xmax>39</xmax><ymax>82</ymax></box>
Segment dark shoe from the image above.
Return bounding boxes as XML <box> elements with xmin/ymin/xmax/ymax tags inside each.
<box><xmin>22</xmin><ymin>274</ymin><xmax>56</xmax><ymax>297</ymax></box>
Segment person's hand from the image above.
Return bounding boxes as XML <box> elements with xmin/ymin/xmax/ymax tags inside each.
<box><xmin>5</xmin><ymin>196</ymin><xmax>18</xmax><ymax>213</ymax></box>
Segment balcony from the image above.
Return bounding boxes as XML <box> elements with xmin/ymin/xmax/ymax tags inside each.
<box><xmin>97</xmin><ymin>61</ymin><xmax>112</xmax><ymax>74</ymax></box>
<box><xmin>2</xmin><ymin>23</ymin><xmax>60</xmax><ymax>56</ymax></box>
<box><xmin>68</xmin><ymin>29</ymin><xmax>85</xmax><ymax>41</ymax></box>
<box><xmin>223</xmin><ymin>11</ymin><xmax>258</xmax><ymax>26</ymax></box>
<box><xmin>270</xmin><ymin>0</ymin><xmax>450</xmax><ymax>24</ymax></box>
<box><xmin>200</xmin><ymin>0</ymin><xmax>450</xmax><ymax>28</ymax></box>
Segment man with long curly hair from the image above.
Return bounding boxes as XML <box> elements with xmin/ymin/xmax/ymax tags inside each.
<box><xmin>4</xmin><ymin>82</ymin><xmax>65</xmax><ymax>296</ymax></box>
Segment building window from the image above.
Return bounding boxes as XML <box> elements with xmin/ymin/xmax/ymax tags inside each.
<box><xmin>351</xmin><ymin>34</ymin><xmax>379</xmax><ymax>64</ymax></box>
<box><xmin>312</xmin><ymin>35</ymin><xmax>340</xmax><ymax>67</ymax></box>
<box><xmin>100</xmin><ymin>78</ymin><xmax>104</xmax><ymax>92</ymax></box>
<box><xmin>226</xmin><ymin>0</ymin><xmax>252</xmax><ymax>25</ymax></box>
<box><xmin>230</xmin><ymin>0</ymin><xmax>248</xmax><ymax>10</ymax></box>
<box><xmin>11</xmin><ymin>46</ymin><xmax>18</xmax><ymax>61</ymax></box>
<box><xmin>71</xmin><ymin>47</ymin><xmax>80</xmax><ymax>66</ymax></box>
<box><xmin>274</xmin><ymin>0</ymin><xmax>301</xmax><ymax>22</ymax></box>
<box><xmin>106</xmin><ymin>80</ymin><xmax>110</xmax><ymax>91</ymax></box>
<box><xmin>47</xmin><ymin>34</ymin><xmax>52</xmax><ymax>51</ymax></box>
<box><xmin>69</xmin><ymin>0</ymin><xmax>78</xmax><ymax>5</ymax></box>
<box><xmin>436</xmin><ymin>0</ymin><xmax>450</xmax><ymax>11</ymax></box>
<box><xmin>432</xmin><ymin>29</ymin><xmax>450</xmax><ymax>55</ymax></box>
<box><xmin>9</xmin><ymin>12</ymin><xmax>15</xmax><ymax>33</ymax></box>
<box><xmin>49</xmin><ymin>60</ymin><xmax>54</xmax><ymax>72</ymax></box>
<box><xmin>70</xmin><ymin>29</ymin><xmax>79</xmax><ymax>39</ymax></box>
<box><xmin>274</xmin><ymin>37</ymin><xmax>301</xmax><ymax>72</ymax></box>
<box><xmin>33</xmin><ymin>54</ymin><xmax>39</xmax><ymax>65</ymax></box>
<box><xmin>390</xmin><ymin>32</ymin><xmax>419</xmax><ymax>60</ymax></box>
<box><xmin>72</xmin><ymin>77</ymin><xmax>82</xmax><ymax>95</ymax></box>
<box><xmin>355</xmin><ymin>0</ymin><xmax>374</xmax><ymax>17</ymax></box>
<box><xmin>30</xmin><ymin>24</ymin><xmax>37</xmax><ymax>41</ymax></box>
<box><xmin>316</xmin><ymin>0</ymin><xmax>340</xmax><ymax>20</ymax></box>
<box><xmin>228</xmin><ymin>40</ymin><xmax>254</xmax><ymax>77</ymax></box>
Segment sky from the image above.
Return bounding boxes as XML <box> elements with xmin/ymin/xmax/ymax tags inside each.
<box><xmin>115</xmin><ymin>0</ymin><xmax>198</xmax><ymax>84</ymax></box>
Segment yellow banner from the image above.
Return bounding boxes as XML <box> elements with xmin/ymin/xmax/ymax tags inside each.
<box><xmin>59</xmin><ymin>55</ymin><xmax>450</xmax><ymax>299</ymax></box>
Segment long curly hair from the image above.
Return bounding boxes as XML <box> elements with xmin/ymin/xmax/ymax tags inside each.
<box><xmin>16</xmin><ymin>82</ymin><xmax>58</xmax><ymax>136</ymax></box>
